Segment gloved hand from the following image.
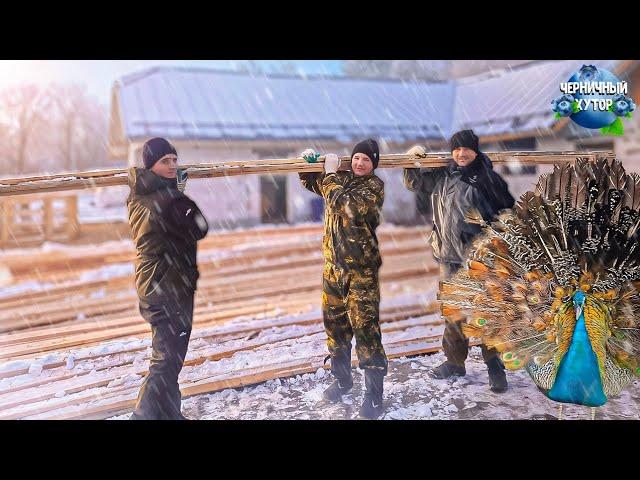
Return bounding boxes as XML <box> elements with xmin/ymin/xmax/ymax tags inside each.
<box><xmin>167</xmin><ymin>197</ymin><xmax>209</xmax><ymax>241</ymax></box>
<box><xmin>406</xmin><ymin>145</ymin><xmax>427</xmax><ymax>158</ymax></box>
<box><xmin>176</xmin><ymin>168</ymin><xmax>188</xmax><ymax>192</ymax></box>
<box><xmin>301</xmin><ymin>148</ymin><xmax>320</xmax><ymax>163</ymax></box>
<box><xmin>323</xmin><ymin>153</ymin><xmax>340</xmax><ymax>174</ymax></box>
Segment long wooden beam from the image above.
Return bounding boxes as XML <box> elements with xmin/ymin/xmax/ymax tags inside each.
<box><xmin>0</xmin><ymin>151</ymin><xmax>615</xmax><ymax>196</ymax></box>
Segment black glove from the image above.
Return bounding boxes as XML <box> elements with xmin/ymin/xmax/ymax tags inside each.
<box><xmin>167</xmin><ymin>197</ymin><xmax>209</xmax><ymax>241</ymax></box>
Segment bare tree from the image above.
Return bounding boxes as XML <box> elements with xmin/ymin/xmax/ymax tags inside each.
<box><xmin>273</xmin><ymin>62</ymin><xmax>297</xmax><ymax>75</ymax></box>
<box><xmin>449</xmin><ymin>60</ymin><xmax>535</xmax><ymax>78</ymax></box>
<box><xmin>343</xmin><ymin>60</ymin><xmax>452</xmax><ymax>81</ymax></box>
<box><xmin>49</xmin><ymin>84</ymin><xmax>79</xmax><ymax>171</ymax></box>
<box><xmin>343</xmin><ymin>60</ymin><xmax>393</xmax><ymax>78</ymax></box>
<box><xmin>77</xmin><ymin>100</ymin><xmax>108</xmax><ymax>170</ymax></box>
<box><xmin>389</xmin><ymin>60</ymin><xmax>452</xmax><ymax>81</ymax></box>
<box><xmin>0</xmin><ymin>83</ymin><xmax>108</xmax><ymax>175</ymax></box>
<box><xmin>0</xmin><ymin>122</ymin><xmax>12</xmax><ymax>173</ymax></box>
<box><xmin>0</xmin><ymin>84</ymin><xmax>51</xmax><ymax>174</ymax></box>
<box><xmin>343</xmin><ymin>60</ymin><xmax>537</xmax><ymax>81</ymax></box>
<box><xmin>237</xmin><ymin>61</ymin><xmax>306</xmax><ymax>76</ymax></box>
<box><xmin>237</xmin><ymin>60</ymin><xmax>265</xmax><ymax>74</ymax></box>
<box><xmin>48</xmin><ymin>84</ymin><xmax>108</xmax><ymax>171</ymax></box>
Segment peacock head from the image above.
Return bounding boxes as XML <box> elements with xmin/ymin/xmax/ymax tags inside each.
<box><xmin>573</xmin><ymin>290</ymin><xmax>586</xmax><ymax>318</ymax></box>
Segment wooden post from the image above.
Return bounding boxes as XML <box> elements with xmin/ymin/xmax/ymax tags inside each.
<box><xmin>1</xmin><ymin>199</ymin><xmax>14</xmax><ymax>246</ymax></box>
<box><xmin>43</xmin><ymin>197</ymin><xmax>54</xmax><ymax>241</ymax></box>
<box><xmin>0</xmin><ymin>198</ymin><xmax>4</xmax><ymax>246</ymax></box>
<box><xmin>65</xmin><ymin>194</ymin><xmax>79</xmax><ymax>240</ymax></box>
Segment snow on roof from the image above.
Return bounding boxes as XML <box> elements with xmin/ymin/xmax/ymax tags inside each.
<box><xmin>113</xmin><ymin>60</ymin><xmax>630</xmax><ymax>144</ymax></box>
<box><xmin>115</xmin><ymin>67</ymin><xmax>455</xmax><ymax>143</ymax></box>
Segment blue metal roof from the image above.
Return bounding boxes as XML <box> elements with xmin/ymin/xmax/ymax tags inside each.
<box><xmin>117</xmin><ymin>67</ymin><xmax>455</xmax><ymax>143</ymax></box>
<box><xmin>115</xmin><ymin>60</ymin><xmax>629</xmax><ymax>143</ymax></box>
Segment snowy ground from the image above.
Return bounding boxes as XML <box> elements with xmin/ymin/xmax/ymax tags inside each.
<box><xmin>4</xmin><ymin>218</ymin><xmax>638</xmax><ymax>421</ymax></box>
<box><xmin>108</xmin><ymin>348</ymin><xmax>640</xmax><ymax>421</ymax></box>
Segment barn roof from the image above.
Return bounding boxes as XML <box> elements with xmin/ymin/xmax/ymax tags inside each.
<box><xmin>111</xmin><ymin>60</ymin><xmax>636</xmax><ymax>147</ymax></box>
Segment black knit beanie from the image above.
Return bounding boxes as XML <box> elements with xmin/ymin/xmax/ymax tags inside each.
<box><xmin>143</xmin><ymin>137</ymin><xmax>177</xmax><ymax>169</ymax></box>
<box><xmin>449</xmin><ymin>130</ymin><xmax>480</xmax><ymax>154</ymax></box>
<box><xmin>351</xmin><ymin>138</ymin><xmax>380</xmax><ymax>169</ymax></box>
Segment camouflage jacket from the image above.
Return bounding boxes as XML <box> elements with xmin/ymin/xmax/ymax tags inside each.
<box><xmin>299</xmin><ymin>170</ymin><xmax>384</xmax><ymax>271</ymax></box>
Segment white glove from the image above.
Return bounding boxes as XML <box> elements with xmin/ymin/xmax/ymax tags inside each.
<box><xmin>406</xmin><ymin>145</ymin><xmax>427</xmax><ymax>157</ymax></box>
<box><xmin>323</xmin><ymin>154</ymin><xmax>340</xmax><ymax>174</ymax></box>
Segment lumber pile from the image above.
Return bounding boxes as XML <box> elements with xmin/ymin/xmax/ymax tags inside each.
<box><xmin>0</xmin><ymin>224</ymin><xmax>443</xmax><ymax>419</ymax></box>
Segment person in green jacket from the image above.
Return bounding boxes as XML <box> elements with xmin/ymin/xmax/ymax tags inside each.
<box><xmin>299</xmin><ymin>139</ymin><xmax>387</xmax><ymax>419</ymax></box>
<box><xmin>127</xmin><ymin>137</ymin><xmax>209</xmax><ymax>420</ymax></box>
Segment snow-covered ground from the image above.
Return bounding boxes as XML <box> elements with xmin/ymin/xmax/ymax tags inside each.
<box><xmin>108</xmin><ymin>348</ymin><xmax>640</xmax><ymax>421</ymax></box>
<box><xmin>3</xmin><ymin>219</ymin><xmax>638</xmax><ymax>421</ymax></box>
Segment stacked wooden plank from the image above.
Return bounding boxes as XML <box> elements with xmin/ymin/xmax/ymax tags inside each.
<box><xmin>0</xmin><ymin>224</ymin><xmax>443</xmax><ymax>419</ymax></box>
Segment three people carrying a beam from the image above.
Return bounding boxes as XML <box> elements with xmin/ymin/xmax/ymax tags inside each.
<box><xmin>126</xmin><ymin>130</ymin><xmax>515</xmax><ymax>420</ymax></box>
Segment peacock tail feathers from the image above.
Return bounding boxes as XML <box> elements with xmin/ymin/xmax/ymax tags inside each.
<box><xmin>439</xmin><ymin>157</ymin><xmax>640</xmax><ymax>403</ymax></box>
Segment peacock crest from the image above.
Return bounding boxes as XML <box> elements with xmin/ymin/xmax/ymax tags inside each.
<box><xmin>441</xmin><ymin>157</ymin><xmax>640</xmax><ymax>407</ymax></box>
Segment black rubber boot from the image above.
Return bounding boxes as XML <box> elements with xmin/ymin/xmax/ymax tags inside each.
<box><xmin>323</xmin><ymin>353</ymin><xmax>353</xmax><ymax>402</ymax></box>
<box><xmin>359</xmin><ymin>369</ymin><xmax>385</xmax><ymax>419</ymax></box>
<box><xmin>486</xmin><ymin>357</ymin><xmax>508</xmax><ymax>393</ymax></box>
<box><xmin>428</xmin><ymin>361</ymin><xmax>466</xmax><ymax>379</ymax></box>
<box><xmin>166</xmin><ymin>388</ymin><xmax>189</xmax><ymax>420</ymax></box>
<box><xmin>323</xmin><ymin>378</ymin><xmax>354</xmax><ymax>402</ymax></box>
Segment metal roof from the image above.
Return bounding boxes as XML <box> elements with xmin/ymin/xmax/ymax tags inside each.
<box><xmin>116</xmin><ymin>67</ymin><xmax>454</xmax><ymax>143</ymax></box>
<box><xmin>113</xmin><ymin>60</ymin><xmax>631</xmax><ymax>144</ymax></box>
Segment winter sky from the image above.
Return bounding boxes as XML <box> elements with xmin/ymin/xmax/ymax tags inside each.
<box><xmin>0</xmin><ymin>60</ymin><xmax>344</xmax><ymax>107</ymax></box>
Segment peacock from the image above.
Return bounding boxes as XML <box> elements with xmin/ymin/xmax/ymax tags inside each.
<box><xmin>439</xmin><ymin>157</ymin><xmax>640</xmax><ymax>419</ymax></box>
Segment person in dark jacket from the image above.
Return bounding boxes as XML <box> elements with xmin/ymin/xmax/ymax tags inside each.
<box><xmin>299</xmin><ymin>139</ymin><xmax>387</xmax><ymax>419</ymax></box>
<box><xmin>127</xmin><ymin>137</ymin><xmax>209</xmax><ymax>420</ymax></box>
<box><xmin>403</xmin><ymin>130</ymin><xmax>515</xmax><ymax>392</ymax></box>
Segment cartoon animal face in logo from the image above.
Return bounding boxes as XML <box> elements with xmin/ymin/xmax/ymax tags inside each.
<box><xmin>578</xmin><ymin>65</ymin><xmax>601</xmax><ymax>83</ymax></box>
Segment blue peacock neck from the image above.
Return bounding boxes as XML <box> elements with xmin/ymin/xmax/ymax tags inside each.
<box><xmin>548</xmin><ymin>289</ymin><xmax>607</xmax><ymax>406</ymax></box>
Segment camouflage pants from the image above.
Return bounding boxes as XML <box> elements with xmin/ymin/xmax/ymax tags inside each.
<box><xmin>439</xmin><ymin>262</ymin><xmax>497</xmax><ymax>366</ymax></box>
<box><xmin>322</xmin><ymin>263</ymin><xmax>388</xmax><ymax>375</ymax></box>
